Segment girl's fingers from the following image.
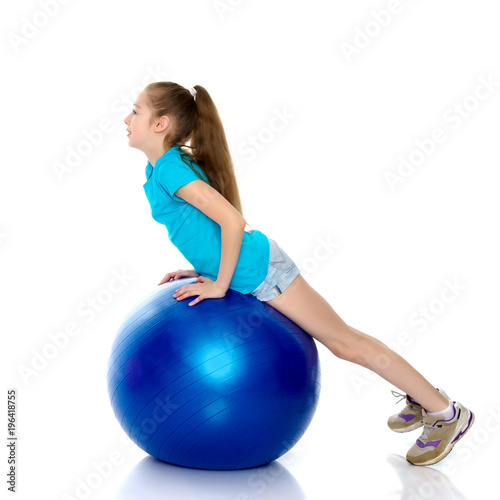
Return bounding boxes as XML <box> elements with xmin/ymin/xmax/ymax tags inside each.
<box><xmin>174</xmin><ymin>284</ymin><xmax>207</xmax><ymax>301</ymax></box>
<box><xmin>174</xmin><ymin>286</ymin><xmax>195</xmax><ymax>299</ymax></box>
<box><xmin>159</xmin><ymin>272</ymin><xmax>176</xmax><ymax>285</ymax></box>
<box><xmin>160</xmin><ymin>269</ymin><xmax>191</xmax><ymax>285</ymax></box>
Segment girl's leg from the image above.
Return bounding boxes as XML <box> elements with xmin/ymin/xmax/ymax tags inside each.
<box><xmin>265</xmin><ymin>274</ymin><xmax>449</xmax><ymax>413</ymax></box>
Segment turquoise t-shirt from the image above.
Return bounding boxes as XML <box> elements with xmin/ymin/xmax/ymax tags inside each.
<box><xmin>143</xmin><ymin>145</ymin><xmax>270</xmax><ymax>294</ymax></box>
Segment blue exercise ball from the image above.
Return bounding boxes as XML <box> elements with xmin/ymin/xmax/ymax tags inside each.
<box><xmin>107</xmin><ymin>277</ymin><xmax>321</xmax><ymax>470</ymax></box>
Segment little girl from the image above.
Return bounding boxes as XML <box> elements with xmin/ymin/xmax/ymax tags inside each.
<box><xmin>124</xmin><ymin>82</ymin><xmax>474</xmax><ymax>466</ymax></box>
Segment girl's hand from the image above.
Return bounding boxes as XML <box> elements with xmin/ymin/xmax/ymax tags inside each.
<box><xmin>158</xmin><ymin>269</ymin><xmax>200</xmax><ymax>286</ymax></box>
<box><xmin>173</xmin><ymin>275</ymin><xmax>227</xmax><ymax>306</ymax></box>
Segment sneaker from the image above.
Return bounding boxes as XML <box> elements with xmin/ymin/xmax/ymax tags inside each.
<box><xmin>387</xmin><ymin>388</ymin><xmax>449</xmax><ymax>433</ymax></box>
<box><xmin>406</xmin><ymin>401</ymin><xmax>475</xmax><ymax>466</ymax></box>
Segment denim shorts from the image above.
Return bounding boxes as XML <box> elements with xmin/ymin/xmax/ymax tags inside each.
<box><xmin>250</xmin><ymin>237</ymin><xmax>301</xmax><ymax>302</ymax></box>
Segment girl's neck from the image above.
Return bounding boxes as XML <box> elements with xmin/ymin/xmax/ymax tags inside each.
<box><xmin>147</xmin><ymin>143</ymin><xmax>174</xmax><ymax>167</ymax></box>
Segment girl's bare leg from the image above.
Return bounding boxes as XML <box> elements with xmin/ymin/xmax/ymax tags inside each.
<box><xmin>266</xmin><ymin>274</ymin><xmax>449</xmax><ymax>413</ymax></box>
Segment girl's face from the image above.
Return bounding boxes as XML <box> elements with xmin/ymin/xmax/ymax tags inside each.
<box><xmin>124</xmin><ymin>91</ymin><xmax>157</xmax><ymax>152</ymax></box>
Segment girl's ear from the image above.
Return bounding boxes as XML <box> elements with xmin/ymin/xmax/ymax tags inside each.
<box><xmin>155</xmin><ymin>115</ymin><xmax>171</xmax><ymax>133</ymax></box>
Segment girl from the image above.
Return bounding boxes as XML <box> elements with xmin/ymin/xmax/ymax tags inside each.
<box><xmin>124</xmin><ymin>82</ymin><xmax>474</xmax><ymax>467</ymax></box>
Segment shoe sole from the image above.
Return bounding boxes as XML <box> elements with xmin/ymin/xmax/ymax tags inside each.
<box><xmin>408</xmin><ymin>409</ymin><xmax>475</xmax><ymax>466</ymax></box>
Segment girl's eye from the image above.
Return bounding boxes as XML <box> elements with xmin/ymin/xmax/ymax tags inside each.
<box><xmin>132</xmin><ymin>110</ymin><xmax>137</xmax><ymax>114</ymax></box>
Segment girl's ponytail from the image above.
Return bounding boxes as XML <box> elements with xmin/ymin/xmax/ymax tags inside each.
<box><xmin>144</xmin><ymin>82</ymin><xmax>243</xmax><ymax>216</ymax></box>
<box><xmin>189</xmin><ymin>85</ymin><xmax>242</xmax><ymax>215</ymax></box>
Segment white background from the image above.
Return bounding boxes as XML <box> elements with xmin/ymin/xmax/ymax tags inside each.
<box><xmin>2</xmin><ymin>1</ymin><xmax>499</xmax><ymax>499</ymax></box>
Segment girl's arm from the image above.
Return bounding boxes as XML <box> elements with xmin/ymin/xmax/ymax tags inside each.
<box><xmin>174</xmin><ymin>179</ymin><xmax>246</xmax><ymax>293</ymax></box>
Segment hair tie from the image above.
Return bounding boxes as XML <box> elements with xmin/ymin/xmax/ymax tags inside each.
<box><xmin>189</xmin><ymin>87</ymin><xmax>197</xmax><ymax>97</ymax></box>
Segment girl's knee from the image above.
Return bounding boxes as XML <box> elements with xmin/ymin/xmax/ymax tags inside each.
<box><xmin>327</xmin><ymin>328</ymin><xmax>363</xmax><ymax>363</ymax></box>
<box><xmin>328</xmin><ymin>329</ymin><xmax>379</xmax><ymax>365</ymax></box>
